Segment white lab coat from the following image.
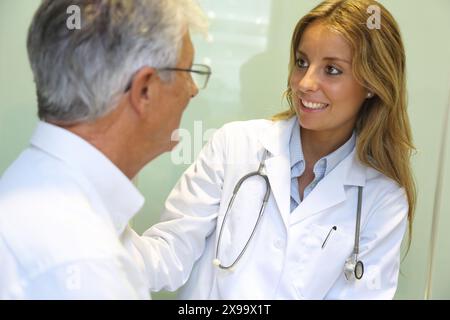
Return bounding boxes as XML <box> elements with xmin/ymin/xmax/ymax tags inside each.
<box><xmin>136</xmin><ymin>117</ymin><xmax>408</xmax><ymax>299</ymax></box>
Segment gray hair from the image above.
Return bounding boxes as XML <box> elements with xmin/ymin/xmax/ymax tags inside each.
<box><xmin>27</xmin><ymin>0</ymin><xmax>208</xmax><ymax>123</ymax></box>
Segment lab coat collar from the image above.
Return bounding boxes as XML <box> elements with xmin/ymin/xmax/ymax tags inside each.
<box><xmin>260</xmin><ymin>116</ymin><xmax>297</xmax><ymax>157</ymax></box>
<box><xmin>258</xmin><ymin>117</ymin><xmax>366</xmax><ymax>223</ymax></box>
<box><xmin>258</xmin><ymin>117</ymin><xmax>297</xmax><ymax>221</ymax></box>
<box><xmin>30</xmin><ymin>121</ymin><xmax>145</xmax><ymax>235</ymax></box>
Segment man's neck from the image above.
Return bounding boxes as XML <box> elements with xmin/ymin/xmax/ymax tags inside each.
<box><xmin>53</xmin><ymin>106</ymin><xmax>142</xmax><ymax>179</ymax></box>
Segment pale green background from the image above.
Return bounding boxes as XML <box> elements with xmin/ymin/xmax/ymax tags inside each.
<box><xmin>0</xmin><ymin>0</ymin><xmax>449</xmax><ymax>299</ymax></box>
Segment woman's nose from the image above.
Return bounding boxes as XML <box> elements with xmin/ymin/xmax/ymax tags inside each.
<box><xmin>297</xmin><ymin>67</ymin><xmax>320</xmax><ymax>93</ymax></box>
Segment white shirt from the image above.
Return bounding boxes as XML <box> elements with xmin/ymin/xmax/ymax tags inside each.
<box><xmin>0</xmin><ymin>121</ymin><xmax>150</xmax><ymax>299</ymax></box>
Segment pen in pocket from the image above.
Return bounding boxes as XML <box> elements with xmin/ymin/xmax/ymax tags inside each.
<box><xmin>321</xmin><ymin>226</ymin><xmax>337</xmax><ymax>249</ymax></box>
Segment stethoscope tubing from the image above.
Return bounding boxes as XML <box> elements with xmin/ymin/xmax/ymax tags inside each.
<box><xmin>215</xmin><ymin>150</ymin><xmax>270</xmax><ymax>270</ymax></box>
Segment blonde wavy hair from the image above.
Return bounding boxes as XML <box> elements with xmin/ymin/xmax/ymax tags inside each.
<box><xmin>273</xmin><ymin>0</ymin><xmax>416</xmax><ymax>248</ymax></box>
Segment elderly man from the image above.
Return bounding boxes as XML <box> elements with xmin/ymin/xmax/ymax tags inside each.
<box><xmin>0</xmin><ymin>0</ymin><xmax>210</xmax><ymax>299</ymax></box>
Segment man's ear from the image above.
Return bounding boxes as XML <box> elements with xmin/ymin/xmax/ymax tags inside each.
<box><xmin>128</xmin><ymin>66</ymin><xmax>157</xmax><ymax>117</ymax></box>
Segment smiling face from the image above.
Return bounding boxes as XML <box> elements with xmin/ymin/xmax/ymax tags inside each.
<box><xmin>289</xmin><ymin>21</ymin><xmax>369</xmax><ymax>139</ymax></box>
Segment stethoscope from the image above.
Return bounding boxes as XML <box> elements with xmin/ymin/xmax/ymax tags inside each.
<box><xmin>212</xmin><ymin>149</ymin><xmax>364</xmax><ymax>281</ymax></box>
<box><xmin>212</xmin><ymin>150</ymin><xmax>271</xmax><ymax>271</ymax></box>
<box><xmin>344</xmin><ymin>186</ymin><xmax>364</xmax><ymax>281</ymax></box>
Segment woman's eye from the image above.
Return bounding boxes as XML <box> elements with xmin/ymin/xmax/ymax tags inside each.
<box><xmin>296</xmin><ymin>58</ymin><xmax>308</xmax><ymax>68</ymax></box>
<box><xmin>326</xmin><ymin>65</ymin><xmax>342</xmax><ymax>75</ymax></box>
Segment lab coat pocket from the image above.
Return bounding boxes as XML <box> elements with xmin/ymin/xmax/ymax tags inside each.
<box><xmin>293</xmin><ymin>224</ymin><xmax>353</xmax><ymax>299</ymax></box>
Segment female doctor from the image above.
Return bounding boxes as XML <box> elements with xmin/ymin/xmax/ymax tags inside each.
<box><xmin>133</xmin><ymin>0</ymin><xmax>416</xmax><ymax>299</ymax></box>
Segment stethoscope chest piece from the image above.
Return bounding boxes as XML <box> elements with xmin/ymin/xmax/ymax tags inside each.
<box><xmin>344</xmin><ymin>255</ymin><xmax>364</xmax><ymax>281</ymax></box>
<box><xmin>355</xmin><ymin>260</ymin><xmax>364</xmax><ymax>280</ymax></box>
<box><xmin>343</xmin><ymin>185</ymin><xmax>365</xmax><ymax>281</ymax></box>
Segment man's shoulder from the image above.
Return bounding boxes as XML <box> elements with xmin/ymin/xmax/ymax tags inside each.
<box><xmin>0</xmin><ymin>147</ymin><xmax>81</xmax><ymax>197</ymax></box>
<box><xmin>0</xmin><ymin>201</ymin><xmax>124</xmax><ymax>284</ymax></box>
<box><xmin>0</xmin><ymin>146</ymin><xmax>96</xmax><ymax>229</ymax></box>
<box><xmin>0</xmin><ymin>147</ymin><xmax>123</xmax><ymax>278</ymax></box>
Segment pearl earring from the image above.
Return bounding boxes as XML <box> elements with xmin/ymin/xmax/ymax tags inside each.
<box><xmin>367</xmin><ymin>92</ymin><xmax>373</xmax><ymax>98</ymax></box>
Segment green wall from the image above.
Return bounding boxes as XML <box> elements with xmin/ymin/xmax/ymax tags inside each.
<box><xmin>1</xmin><ymin>0</ymin><xmax>449</xmax><ymax>300</ymax></box>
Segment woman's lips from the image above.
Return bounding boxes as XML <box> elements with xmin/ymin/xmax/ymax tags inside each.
<box><xmin>299</xmin><ymin>98</ymin><xmax>329</xmax><ymax>113</ymax></box>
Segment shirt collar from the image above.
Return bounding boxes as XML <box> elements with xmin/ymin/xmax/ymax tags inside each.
<box><xmin>324</xmin><ymin>131</ymin><xmax>356</xmax><ymax>175</ymax></box>
<box><xmin>29</xmin><ymin>121</ymin><xmax>145</xmax><ymax>235</ymax></box>
<box><xmin>289</xmin><ymin>122</ymin><xmax>304</xmax><ymax>167</ymax></box>
<box><xmin>289</xmin><ymin>122</ymin><xmax>356</xmax><ymax>175</ymax></box>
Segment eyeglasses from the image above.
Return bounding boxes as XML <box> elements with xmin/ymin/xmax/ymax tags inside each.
<box><xmin>161</xmin><ymin>64</ymin><xmax>212</xmax><ymax>90</ymax></box>
<box><xmin>124</xmin><ymin>63</ymin><xmax>212</xmax><ymax>92</ymax></box>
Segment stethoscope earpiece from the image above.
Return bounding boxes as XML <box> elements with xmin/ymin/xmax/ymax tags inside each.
<box><xmin>211</xmin><ymin>258</ymin><xmax>236</xmax><ymax>272</ymax></box>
